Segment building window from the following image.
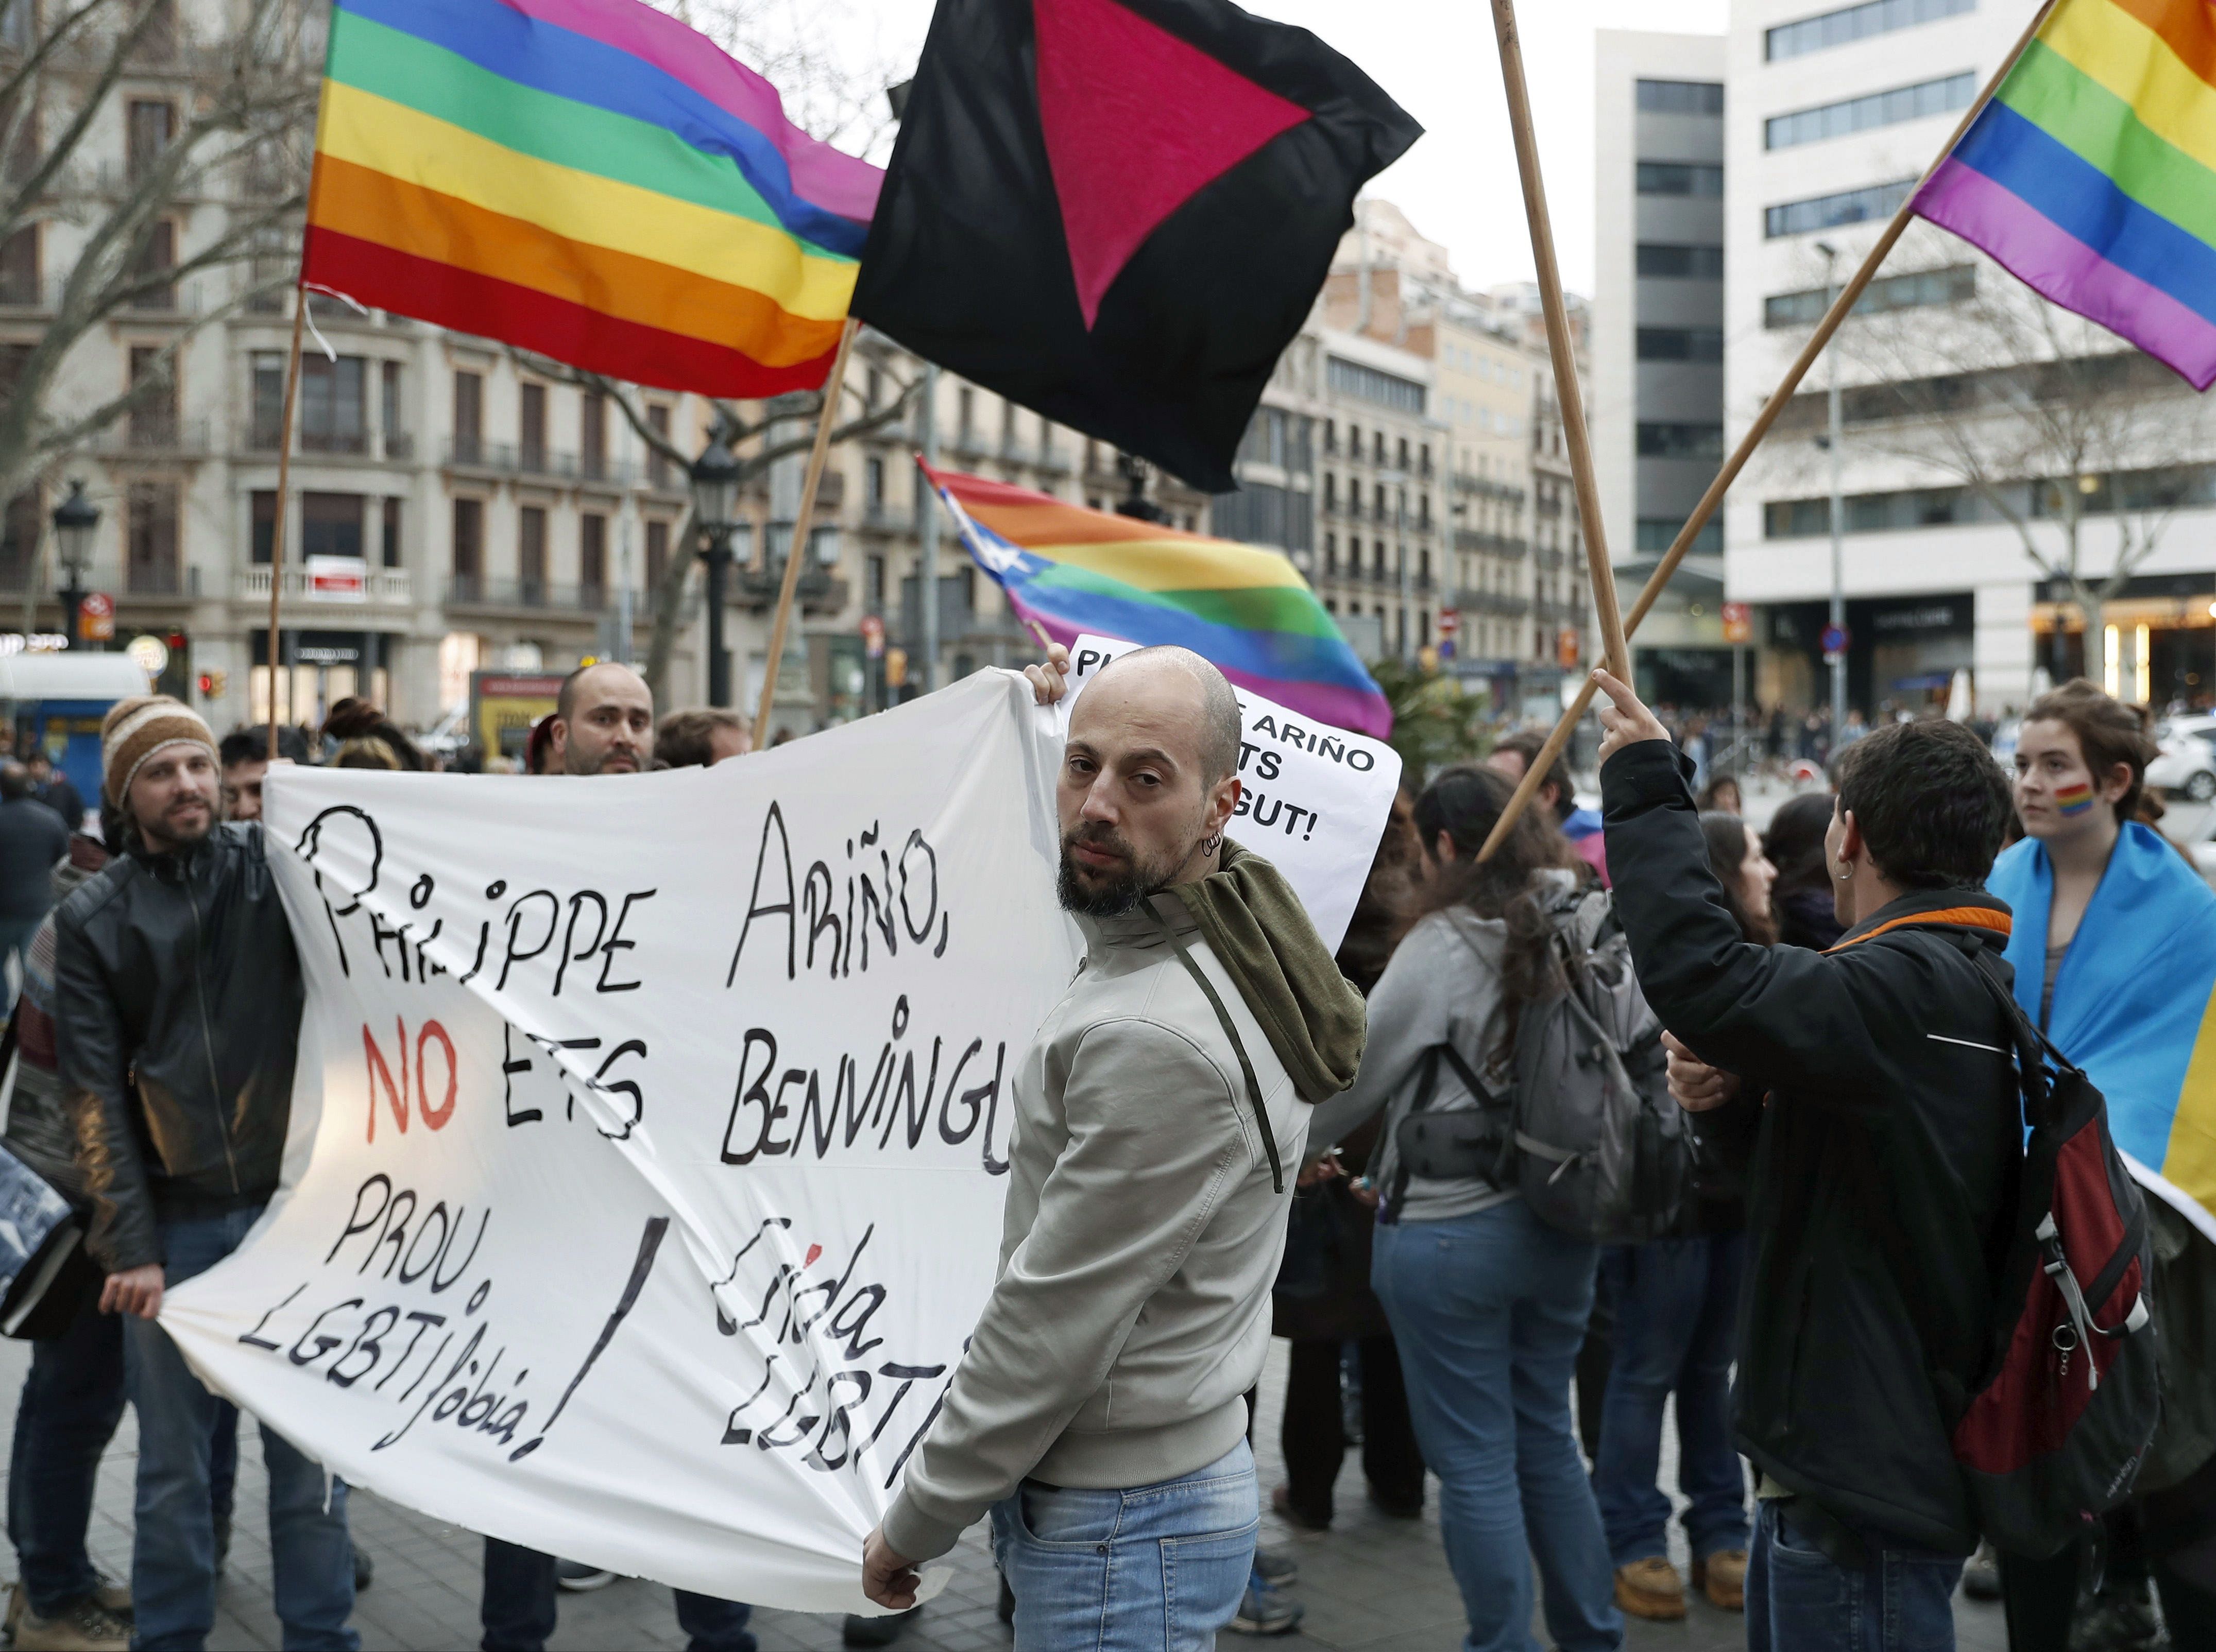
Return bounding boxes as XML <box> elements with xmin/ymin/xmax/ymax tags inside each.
<box><xmin>580</xmin><ymin>390</ymin><xmax>606</xmax><ymax>480</ymax></box>
<box><xmin>126</xmin><ymin>480</ymin><xmax>179</xmax><ymax>594</ymax></box>
<box><xmin>0</xmin><ymin>486</ymin><xmax>36</xmax><ymax>591</ymax></box>
<box><xmin>1764</xmin><ymin>263</ymin><xmax>1975</xmax><ymax>327</ymax></box>
<box><xmin>580</xmin><ymin>512</ymin><xmax>606</xmax><ymax>597</ymax></box>
<box><xmin>382</xmin><ymin>496</ymin><xmax>402</xmax><ymax>567</ymax></box>
<box><xmin>0</xmin><ymin>1</ymin><xmax>32</xmax><ymax>51</ymax></box>
<box><xmin>380</xmin><ymin>360</ymin><xmax>405</xmax><ymax>458</ymax></box>
<box><xmin>865</xmin><ymin>455</ymin><xmax>885</xmax><ymax>513</ymax></box>
<box><xmin>453</xmin><ymin>370</ymin><xmax>483</xmax><ymax>464</ymax></box>
<box><xmin>300</xmin><ymin>354</ymin><xmax>366</xmax><ymax>453</ymax></box>
<box><xmin>302</xmin><ymin>493</ymin><xmax>364</xmax><ymax>563</ymax></box>
<box><xmin>644</xmin><ymin>518</ymin><xmax>669</xmax><ymax>590</ymax></box>
<box><xmin>1636</xmin><ymin>326</ymin><xmax>1726</xmax><ymax>361</ymax></box>
<box><xmin>125</xmin><ymin>99</ymin><xmax>173</xmax><ymax>184</ymax></box>
<box><xmin>452</xmin><ymin>497</ymin><xmax>483</xmax><ymax>588</ymax></box>
<box><xmin>1765</xmin><ymin>72</ymin><xmax>1973</xmax><ymax>150</ymax></box>
<box><xmin>646</xmin><ymin>403</ymin><xmax>672</xmax><ymax>487</ymax></box>
<box><xmin>0</xmin><ymin>223</ymin><xmax>35</xmax><ymax>305</ymax></box>
<box><xmin>1324</xmin><ymin>531</ymin><xmax>1337</xmax><ymax>575</ymax></box>
<box><xmin>251</xmin><ymin>490</ymin><xmax>276</xmax><ymax>564</ymax></box>
<box><xmin>128</xmin><ymin>218</ymin><xmax>174</xmax><ymax>310</ymax></box>
<box><xmin>958</xmin><ymin>386</ymin><xmax>975</xmax><ymax>444</ymax></box>
<box><xmin>1636</xmin><ymin>421</ymin><xmax>1725</xmax><ymax>459</ymax></box>
<box><xmin>1635</xmin><ymin>516</ymin><xmax>1724</xmax><ymax>555</ymax></box>
<box><xmin>519</xmin><ymin>382</ymin><xmax>546</xmax><ymax>473</ymax></box>
<box><xmin>1635</xmin><ymin>161</ymin><xmax>1723</xmax><ymax>197</ymax></box>
<box><xmin>1767</xmin><ymin>0</ymin><xmax>1975</xmax><ymax>61</ymax></box>
<box><xmin>519</xmin><ymin>505</ymin><xmax>547</xmax><ymax>599</ymax></box>
<box><xmin>1635</xmin><ymin>242</ymin><xmax>1724</xmax><ymax>279</ymax></box>
<box><xmin>1766</xmin><ymin>177</ymin><xmax>1918</xmax><ymax>237</ymax></box>
<box><xmin>1326</xmin><ymin>356</ymin><xmax>1426</xmax><ymax>415</ymax></box>
<box><xmin>127</xmin><ymin>344</ymin><xmax>174</xmax><ymax>445</ymax></box>
<box><xmin>1635</xmin><ymin>79</ymin><xmax>1723</xmax><ymax>115</ymax></box>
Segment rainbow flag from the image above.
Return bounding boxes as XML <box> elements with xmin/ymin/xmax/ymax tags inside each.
<box><xmin>926</xmin><ymin>466</ymin><xmax>1391</xmax><ymax>737</ymax></box>
<box><xmin>303</xmin><ymin>0</ymin><xmax>880</xmax><ymax>396</ymax></box>
<box><xmin>1914</xmin><ymin>0</ymin><xmax>2216</xmax><ymax>389</ymax></box>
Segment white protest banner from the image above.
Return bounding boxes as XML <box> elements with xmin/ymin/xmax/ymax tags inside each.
<box><xmin>1059</xmin><ymin>634</ymin><xmax>1400</xmax><ymax>951</ymax></box>
<box><xmin>158</xmin><ymin>672</ymin><xmax>1078</xmax><ymax>1613</ymax></box>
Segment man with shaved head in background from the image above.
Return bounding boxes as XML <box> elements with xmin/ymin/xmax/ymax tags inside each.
<box><xmin>861</xmin><ymin>646</ymin><xmax>1368</xmax><ymax>1648</ymax></box>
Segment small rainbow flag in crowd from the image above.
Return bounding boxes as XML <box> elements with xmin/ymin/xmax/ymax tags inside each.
<box><xmin>1914</xmin><ymin>0</ymin><xmax>2216</xmax><ymax>388</ymax></box>
<box><xmin>2057</xmin><ymin>779</ymin><xmax>2096</xmax><ymax>816</ymax></box>
<box><xmin>303</xmin><ymin>0</ymin><xmax>880</xmax><ymax>395</ymax></box>
<box><xmin>925</xmin><ymin>466</ymin><xmax>1392</xmax><ymax>738</ymax></box>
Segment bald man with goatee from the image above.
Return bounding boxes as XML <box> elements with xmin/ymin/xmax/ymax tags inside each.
<box><xmin>861</xmin><ymin>647</ymin><xmax>1368</xmax><ymax>1648</ymax></box>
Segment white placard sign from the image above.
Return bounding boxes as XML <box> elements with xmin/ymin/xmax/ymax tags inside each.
<box><xmin>158</xmin><ymin>672</ymin><xmax>1078</xmax><ymax>1613</ymax></box>
<box><xmin>1059</xmin><ymin>634</ymin><xmax>1400</xmax><ymax>952</ymax></box>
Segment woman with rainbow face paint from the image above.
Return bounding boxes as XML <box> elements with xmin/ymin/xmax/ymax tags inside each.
<box><xmin>1988</xmin><ymin>680</ymin><xmax>2216</xmax><ymax>1643</ymax></box>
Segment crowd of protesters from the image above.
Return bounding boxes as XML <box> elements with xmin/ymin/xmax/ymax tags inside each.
<box><xmin>3</xmin><ymin>652</ymin><xmax>2215</xmax><ymax>1652</ymax></box>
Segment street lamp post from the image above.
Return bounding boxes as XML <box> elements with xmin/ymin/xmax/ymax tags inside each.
<box><xmin>1817</xmin><ymin>240</ymin><xmax>1847</xmax><ymax>741</ymax></box>
<box><xmin>51</xmin><ymin>479</ymin><xmax>97</xmax><ymax>651</ymax></box>
<box><xmin>689</xmin><ymin>423</ymin><xmax>742</xmax><ymax>708</ymax></box>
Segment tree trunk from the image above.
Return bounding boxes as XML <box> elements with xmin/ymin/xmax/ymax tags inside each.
<box><xmin>2077</xmin><ymin>588</ymin><xmax>2105</xmax><ymax>690</ymax></box>
<box><xmin>642</xmin><ymin>509</ymin><xmax>698</xmax><ymax>710</ymax></box>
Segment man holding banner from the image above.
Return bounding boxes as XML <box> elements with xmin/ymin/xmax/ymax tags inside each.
<box><xmin>55</xmin><ymin>698</ymin><xmax>359</xmax><ymax>1652</ymax></box>
<box><xmin>860</xmin><ymin>647</ymin><xmax>1365</xmax><ymax>1646</ymax></box>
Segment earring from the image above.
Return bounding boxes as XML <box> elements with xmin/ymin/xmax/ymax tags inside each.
<box><xmin>1202</xmin><ymin>833</ymin><xmax>1223</xmax><ymax>855</ymax></box>
<box><xmin>1834</xmin><ymin>862</ymin><xmax>1853</xmax><ymax>881</ymax></box>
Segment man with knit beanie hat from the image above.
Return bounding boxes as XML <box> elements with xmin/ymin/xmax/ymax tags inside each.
<box><xmin>54</xmin><ymin>694</ymin><xmax>358</xmax><ymax>1652</ymax></box>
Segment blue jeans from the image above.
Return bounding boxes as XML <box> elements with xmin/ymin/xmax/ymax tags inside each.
<box><xmin>125</xmin><ymin>1204</ymin><xmax>359</xmax><ymax>1651</ymax></box>
<box><xmin>1591</xmin><ymin>1232</ymin><xmax>1749</xmax><ymax>1568</ymax></box>
<box><xmin>479</xmin><ymin>1539</ymin><xmax>755</xmax><ymax>1652</ymax></box>
<box><xmin>1748</xmin><ymin>1500</ymin><xmax>1963</xmax><ymax>1652</ymax></box>
<box><xmin>990</xmin><ymin>1439</ymin><xmax>1258</xmax><ymax>1650</ymax></box>
<box><xmin>1373</xmin><ymin>1200</ymin><xmax>1622</xmax><ymax>1652</ymax></box>
<box><xmin>8</xmin><ymin>1288</ymin><xmax>127</xmax><ymax>1614</ymax></box>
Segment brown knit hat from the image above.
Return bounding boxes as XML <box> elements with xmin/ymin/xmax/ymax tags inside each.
<box><xmin>101</xmin><ymin>695</ymin><xmax>217</xmax><ymax>808</ymax></box>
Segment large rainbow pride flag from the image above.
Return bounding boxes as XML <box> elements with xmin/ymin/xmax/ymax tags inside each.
<box><xmin>1914</xmin><ymin>0</ymin><xmax>2216</xmax><ymax>389</ymax></box>
<box><xmin>303</xmin><ymin>0</ymin><xmax>880</xmax><ymax>396</ymax></box>
<box><xmin>927</xmin><ymin>466</ymin><xmax>1391</xmax><ymax>737</ymax></box>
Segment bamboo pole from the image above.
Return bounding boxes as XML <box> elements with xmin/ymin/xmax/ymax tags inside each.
<box><xmin>1473</xmin><ymin>0</ymin><xmax>2057</xmax><ymax>863</ymax></box>
<box><xmin>265</xmin><ymin>288</ymin><xmax>308</xmax><ymax>761</ymax></box>
<box><xmin>1490</xmin><ymin>0</ymin><xmax>1629</xmax><ymax>684</ymax></box>
<box><xmin>751</xmin><ymin>317</ymin><xmax>861</xmax><ymax>749</ymax></box>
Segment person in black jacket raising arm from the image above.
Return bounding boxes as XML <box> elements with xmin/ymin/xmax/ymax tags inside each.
<box><xmin>1589</xmin><ymin>668</ymin><xmax>2022</xmax><ymax>1652</ymax></box>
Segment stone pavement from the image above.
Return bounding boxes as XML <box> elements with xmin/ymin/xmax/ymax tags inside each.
<box><xmin>0</xmin><ymin>1334</ymin><xmax>2013</xmax><ymax>1652</ymax></box>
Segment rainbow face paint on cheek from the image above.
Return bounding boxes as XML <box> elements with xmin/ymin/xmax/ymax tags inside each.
<box><xmin>2056</xmin><ymin>781</ymin><xmax>2095</xmax><ymax>817</ymax></box>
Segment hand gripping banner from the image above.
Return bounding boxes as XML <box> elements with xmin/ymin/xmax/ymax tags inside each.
<box><xmin>156</xmin><ymin>674</ymin><xmax>1079</xmax><ymax>1612</ymax></box>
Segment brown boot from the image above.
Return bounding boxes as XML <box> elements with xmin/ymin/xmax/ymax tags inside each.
<box><xmin>1694</xmin><ymin>1548</ymin><xmax>1748</xmax><ymax>1612</ymax></box>
<box><xmin>12</xmin><ymin>1595</ymin><xmax>132</xmax><ymax>1652</ymax></box>
<box><xmin>1613</xmin><ymin>1556</ymin><xmax>1686</xmax><ymax>1621</ymax></box>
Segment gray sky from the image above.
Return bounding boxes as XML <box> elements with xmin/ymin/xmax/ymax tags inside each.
<box><xmin>789</xmin><ymin>0</ymin><xmax>1730</xmax><ymax>297</ymax></box>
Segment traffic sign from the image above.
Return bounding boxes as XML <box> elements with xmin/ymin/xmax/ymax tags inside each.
<box><xmin>1820</xmin><ymin>623</ymin><xmax>1849</xmax><ymax>657</ymax></box>
<box><xmin>1721</xmin><ymin>601</ymin><xmax>1753</xmax><ymax>644</ymax></box>
<box><xmin>78</xmin><ymin>592</ymin><xmax>114</xmax><ymax>642</ymax></box>
<box><xmin>859</xmin><ymin>614</ymin><xmax>885</xmax><ymax>660</ymax></box>
<box><xmin>1437</xmin><ymin>608</ymin><xmax>1460</xmax><ymax>636</ymax></box>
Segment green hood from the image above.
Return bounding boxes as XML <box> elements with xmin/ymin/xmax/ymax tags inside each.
<box><xmin>1172</xmin><ymin>840</ymin><xmax>1367</xmax><ymax>1104</ymax></box>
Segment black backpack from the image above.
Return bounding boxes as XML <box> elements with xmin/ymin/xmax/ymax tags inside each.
<box><xmin>1951</xmin><ymin>954</ymin><xmax>2162</xmax><ymax>1558</ymax></box>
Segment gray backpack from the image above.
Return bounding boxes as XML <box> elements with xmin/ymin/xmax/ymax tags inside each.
<box><xmin>1510</xmin><ymin>888</ymin><xmax>1693</xmax><ymax>1245</ymax></box>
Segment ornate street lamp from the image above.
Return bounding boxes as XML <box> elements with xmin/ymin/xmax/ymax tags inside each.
<box><xmin>689</xmin><ymin>422</ymin><xmax>742</xmax><ymax>707</ymax></box>
<box><xmin>51</xmin><ymin>479</ymin><xmax>97</xmax><ymax>651</ymax></box>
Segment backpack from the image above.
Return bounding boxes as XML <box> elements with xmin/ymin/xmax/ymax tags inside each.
<box><xmin>1384</xmin><ymin>889</ymin><xmax>1695</xmax><ymax>1245</ymax></box>
<box><xmin>1509</xmin><ymin>888</ymin><xmax>1695</xmax><ymax>1245</ymax></box>
<box><xmin>1950</xmin><ymin>952</ymin><xmax>2161</xmax><ymax>1558</ymax></box>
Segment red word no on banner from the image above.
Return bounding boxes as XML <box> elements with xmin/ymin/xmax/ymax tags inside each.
<box><xmin>363</xmin><ymin>1017</ymin><xmax>459</xmax><ymax>1141</ymax></box>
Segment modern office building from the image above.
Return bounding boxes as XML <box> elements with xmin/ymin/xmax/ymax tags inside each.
<box><xmin>1594</xmin><ymin>30</ymin><xmax>1733</xmax><ymax>708</ymax></box>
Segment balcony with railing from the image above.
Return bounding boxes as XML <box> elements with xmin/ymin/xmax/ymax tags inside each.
<box><xmin>123</xmin><ymin>561</ymin><xmax>199</xmax><ymax>597</ymax></box>
<box><xmin>1534</xmin><ymin>546</ymin><xmax>1567</xmax><ymax>573</ymax></box>
<box><xmin>1453</xmin><ymin>528</ymin><xmax>1528</xmax><ymax>560</ymax></box>
<box><xmin>447</xmin><ymin>575</ymin><xmax>620</xmax><ymax>613</ymax></box>
<box><xmin>238</xmin><ymin>566</ymin><xmax>412</xmax><ymax>604</ymax></box>
<box><xmin>96</xmin><ymin>416</ymin><xmax>212</xmax><ymax>458</ymax></box>
<box><xmin>1459</xmin><ymin>589</ymin><xmax>1531</xmax><ymax>618</ymax></box>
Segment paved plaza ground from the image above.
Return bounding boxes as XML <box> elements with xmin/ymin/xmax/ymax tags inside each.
<box><xmin>0</xmin><ymin>1334</ymin><xmax>2012</xmax><ymax>1651</ymax></box>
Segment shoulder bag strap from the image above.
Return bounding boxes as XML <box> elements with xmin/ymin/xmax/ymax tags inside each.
<box><xmin>1142</xmin><ymin>904</ymin><xmax>1285</xmax><ymax>1194</ymax></box>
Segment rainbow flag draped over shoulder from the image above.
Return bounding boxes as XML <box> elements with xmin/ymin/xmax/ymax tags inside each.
<box><xmin>304</xmin><ymin>0</ymin><xmax>880</xmax><ymax>395</ymax></box>
<box><xmin>1913</xmin><ymin>0</ymin><xmax>2216</xmax><ymax>389</ymax></box>
<box><xmin>926</xmin><ymin>465</ymin><xmax>1391</xmax><ymax>737</ymax></box>
<box><xmin>1990</xmin><ymin>825</ymin><xmax>2216</xmax><ymax>1241</ymax></box>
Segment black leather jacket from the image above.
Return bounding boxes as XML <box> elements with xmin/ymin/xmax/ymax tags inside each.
<box><xmin>54</xmin><ymin>823</ymin><xmax>302</xmax><ymax>1271</ymax></box>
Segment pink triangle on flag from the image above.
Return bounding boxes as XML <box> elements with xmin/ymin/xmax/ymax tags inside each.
<box><xmin>1033</xmin><ymin>0</ymin><xmax>1310</xmax><ymax>329</ymax></box>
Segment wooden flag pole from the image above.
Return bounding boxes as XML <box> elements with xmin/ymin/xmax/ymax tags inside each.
<box><xmin>752</xmin><ymin>316</ymin><xmax>861</xmax><ymax>750</ymax></box>
<box><xmin>265</xmin><ymin>287</ymin><xmax>309</xmax><ymax>761</ymax></box>
<box><xmin>1471</xmin><ymin>0</ymin><xmax>2056</xmax><ymax>864</ymax></box>
<box><xmin>1490</xmin><ymin>0</ymin><xmax>1630</xmax><ymax>685</ymax></box>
